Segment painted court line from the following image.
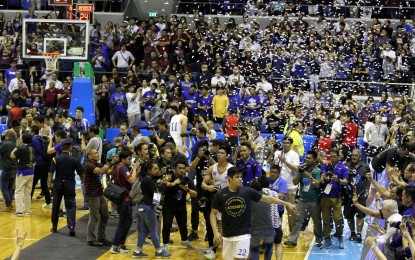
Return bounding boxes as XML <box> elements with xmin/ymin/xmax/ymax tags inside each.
<box><xmin>305</xmin><ymin>236</ymin><xmax>315</xmax><ymax>259</ymax></box>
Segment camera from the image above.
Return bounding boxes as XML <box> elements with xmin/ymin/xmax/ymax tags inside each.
<box><xmin>180</xmin><ymin>133</ymin><xmax>196</xmax><ymax>137</ymax></box>
<box><xmin>324</xmin><ymin>172</ymin><xmax>333</xmax><ymax>183</ymax></box>
<box><xmin>204</xmin><ymin>150</ymin><xmax>211</xmax><ymax>156</ymax></box>
<box><xmin>273</xmin><ymin>142</ymin><xmax>282</xmax><ymax>151</ymax></box>
<box><xmin>198</xmin><ymin>197</ymin><xmax>208</xmax><ymax>209</ymax></box>
<box><xmin>147</xmin><ymin>125</ymin><xmax>156</xmax><ymax>131</ymax></box>
<box><xmin>180</xmin><ymin>176</ymin><xmax>190</xmax><ymax>185</ymax></box>
<box><xmin>298</xmin><ymin>167</ymin><xmax>305</xmax><ymax>174</ymax></box>
<box><xmin>232</xmin><ymin>123</ymin><xmax>247</xmax><ymax>131</ymax></box>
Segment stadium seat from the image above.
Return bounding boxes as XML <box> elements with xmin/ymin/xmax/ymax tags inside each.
<box><xmin>0</xmin><ymin>115</ymin><xmax>8</xmax><ymax>125</ymax></box>
<box><xmin>25</xmin><ymin>98</ymin><xmax>32</xmax><ymax>107</ymax></box>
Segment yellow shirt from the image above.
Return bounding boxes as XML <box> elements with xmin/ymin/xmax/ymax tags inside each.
<box><xmin>212</xmin><ymin>95</ymin><xmax>229</xmax><ymax>118</ymax></box>
<box><xmin>289</xmin><ymin>130</ymin><xmax>304</xmax><ymax>157</ymax></box>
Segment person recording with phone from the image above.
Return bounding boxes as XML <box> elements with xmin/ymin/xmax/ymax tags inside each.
<box><xmin>344</xmin><ymin>149</ymin><xmax>370</xmax><ymax>243</ymax></box>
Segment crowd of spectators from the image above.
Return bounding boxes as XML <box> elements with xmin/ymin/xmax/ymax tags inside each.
<box><xmin>3</xmin><ymin>4</ymin><xmax>415</xmax><ymax>260</ymax></box>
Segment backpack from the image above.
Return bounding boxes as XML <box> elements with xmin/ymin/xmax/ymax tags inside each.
<box><xmin>36</xmin><ymin>136</ymin><xmax>54</xmax><ymax>163</ymax></box>
<box><xmin>130</xmin><ymin>175</ymin><xmax>144</xmax><ymax>205</ymax></box>
<box><xmin>101</xmin><ymin>139</ymin><xmax>115</xmax><ymax>164</ymax></box>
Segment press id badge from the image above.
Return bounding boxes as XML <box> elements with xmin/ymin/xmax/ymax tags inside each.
<box><xmin>324</xmin><ymin>184</ymin><xmax>332</xmax><ymax>195</ymax></box>
<box><xmin>303</xmin><ymin>184</ymin><xmax>311</xmax><ymax>193</ymax></box>
<box><xmin>153</xmin><ymin>192</ymin><xmax>161</xmax><ymax>205</ymax></box>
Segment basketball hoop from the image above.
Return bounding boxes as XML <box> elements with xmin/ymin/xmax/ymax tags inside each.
<box><xmin>42</xmin><ymin>52</ymin><xmax>60</xmax><ymax>71</ymax></box>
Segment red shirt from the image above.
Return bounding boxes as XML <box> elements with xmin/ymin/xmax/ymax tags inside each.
<box><xmin>342</xmin><ymin>122</ymin><xmax>358</xmax><ymax>146</ymax></box>
<box><xmin>43</xmin><ymin>88</ymin><xmax>59</xmax><ymax>107</ymax></box>
<box><xmin>225</xmin><ymin>115</ymin><xmax>238</xmax><ymax>137</ymax></box>
<box><xmin>10</xmin><ymin>107</ymin><xmax>22</xmax><ymax>122</ymax></box>
<box><xmin>58</xmin><ymin>87</ymin><xmax>71</xmax><ymax>109</ymax></box>
<box><xmin>317</xmin><ymin>137</ymin><xmax>332</xmax><ymax>163</ymax></box>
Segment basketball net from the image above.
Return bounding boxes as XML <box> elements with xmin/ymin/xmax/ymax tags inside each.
<box><xmin>43</xmin><ymin>52</ymin><xmax>60</xmax><ymax>71</ymax></box>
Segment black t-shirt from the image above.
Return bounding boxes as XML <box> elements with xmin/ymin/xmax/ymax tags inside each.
<box><xmin>14</xmin><ymin>144</ymin><xmax>35</xmax><ymax>170</ymax></box>
<box><xmin>346</xmin><ymin>162</ymin><xmax>370</xmax><ymax>199</ymax></box>
<box><xmin>164</xmin><ymin>174</ymin><xmax>195</xmax><ymax>207</ymax></box>
<box><xmin>211</xmin><ymin>186</ymin><xmax>262</xmax><ymax>237</ymax></box>
<box><xmin>141</xmin><ymin>175</ymin><xmax>157</xmax><ymax>206</ymax></box>
<box><xmin>158</xmin><ymin>129</ymin><xmax>173</xmax><ymax>148</ymax></box>
<box><xmin>371</xmin><ymin>148</ymin><xmax>399</xmax><ymax>173</ymax></box>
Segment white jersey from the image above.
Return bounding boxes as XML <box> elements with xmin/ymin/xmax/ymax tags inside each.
<box><xmin>212</xmin><ymin>163</ymin><xmax>233</xmax><ymax>190</ymax></box>
<box><xmin>170</xmin><ymin>114</ymin><xmax>184</xmax><ymax>145</ymax></box>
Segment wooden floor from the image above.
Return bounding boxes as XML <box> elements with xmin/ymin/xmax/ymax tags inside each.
<box><xmin>0</xmin><ymin>189</ymin><xmax>312</xmax><ymax>260</ymax></box>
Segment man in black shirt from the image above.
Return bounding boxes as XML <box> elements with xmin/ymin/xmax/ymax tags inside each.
<box><xmin>345</xmin><ymin>149</ymin><xmax>370</xmax><ymax>243</ymax></box>
<box><xmin>151</xmin><ymin>119</ymin><xmax>173</xmax><ymax>150</ymax></box>
<box><xmin>48</xmin><ymin>138</ymin><xmax>83</xmax><ymax>236</ymax></box>
<box><xmin>162</xmin><ymin>160</ymin><xmax>197</xmax><ymax>251</ymax></box>
<box><xmin>367</xmin><ymin>145</ymin><xmax>412</xmax><ymax>206</ymax></box>
<box><xmin>211</xmin><ymin>167</ymin><xmax>296</xmax><ymax>260</ymax></box>
<box><xmin>0</xmin><ymin>130</ymin><xmax>17</xmax><ymax>211</ymax></box>
<box><xmin>165</xmin><ymin>142</ymin><xmax>188</xmax><ymax>168</ymax></box>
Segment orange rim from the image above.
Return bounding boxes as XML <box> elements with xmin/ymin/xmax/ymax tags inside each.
<box><xmin>43</xmin><ymin>52</ymin><xmax>60</xmax><ymax>58</ymax></box>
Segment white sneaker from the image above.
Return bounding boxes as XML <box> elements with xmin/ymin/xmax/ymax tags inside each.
<box><xmin>204</xmin><ymin>247</ymin><xmax>216</xmax><ymax>259</ymax></box>
<box><xmin>42</xmin><ymin>203</ymin><xmax>52</xmax><ymax>209</ymax></box>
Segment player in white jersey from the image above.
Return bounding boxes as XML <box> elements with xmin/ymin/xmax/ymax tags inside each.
<box><xmin>201</xmin><ymin>145</ymin><xmax>233</xmax><ymax>258</ymax></box>
<box><xmin>169</xmin><ymin>104</ymin><xmax>188</xmax><ymax>156</ymax></box>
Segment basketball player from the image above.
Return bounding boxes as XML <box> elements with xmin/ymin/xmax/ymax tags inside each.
<box><xmin>201</xmin><ymin>145</ymin><xmax>233</xmax><ymax>259</ymax></box>
<box><xmin>169</xmin><ymin>104</ymin><xmax>189</xmax><ymax>157</ymax></box>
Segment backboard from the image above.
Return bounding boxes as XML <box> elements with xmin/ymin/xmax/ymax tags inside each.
<box><xmin>22</xmin><ymin>18</ymin><xmax>90</xmax><ymax>61</ymax></box>
<box><xmin>48</xmin><ymin>0</ymin><xmax>74</xmax><ymax>6</ymax></box>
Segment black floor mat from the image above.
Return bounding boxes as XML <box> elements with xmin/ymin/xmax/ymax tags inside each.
<box><xmin>10</xmin><ymin>215</ymin><xmax>137</xmax><ymax>260</ymax></box>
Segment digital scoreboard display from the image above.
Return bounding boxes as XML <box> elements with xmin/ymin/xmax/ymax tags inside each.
<box><xmin>76</xmin><ymin>4</ymin><xmax>94</xmax><ymax>23</ymax></box>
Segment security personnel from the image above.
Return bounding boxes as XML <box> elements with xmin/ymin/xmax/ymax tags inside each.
<box><xmin>48</xmin><ymin>138</ymin><xmax>83</xmax><ymax>236</ymax></box>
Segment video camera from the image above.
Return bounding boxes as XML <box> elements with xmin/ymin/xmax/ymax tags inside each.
<box><xmin>180</xmin><ymin>176</ymin><xmax>190</xmax><ymax>185</ymax></box>
<box><xmin>324</xmin><ymin>172</ymin><xmax>334</xmax><ymax>183</ymax></box>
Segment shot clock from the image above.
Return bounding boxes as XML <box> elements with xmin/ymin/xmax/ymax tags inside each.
<box><xmin>76</xmin><ymin>3</ymin><xmax>94</xmax><ymax>23</ymax></box>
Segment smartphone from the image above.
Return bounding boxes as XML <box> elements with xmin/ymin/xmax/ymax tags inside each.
<box><xmin>402</xmin><ymin>215</ymin><xmax>413</xmax><ymax>222</ymax></box>
<box><xmin>353</xmin><ymin>186</ymin><xmax>357</xmax><ymax>195</ymax></box>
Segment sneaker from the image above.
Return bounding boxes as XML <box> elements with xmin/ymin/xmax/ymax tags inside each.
<box><xmin>12</xmin><ymin>212</ymin><xmax>24</xmax><ymax>217</ymax></box>
<box><xmin>97</xmin><ymin>238</ymin><xmax>112</xmax><ymax>246</ymax></box>
<box><xmin>132</xmin><ymin>251</ymin><xmax>148</xmax><ymax>258</ymax></box>
<box><xmin>356</xmin><ymin>233</ymin><xmax>362</xmax><ymax>243</ymax></box>
<box><xmin>87</xmin><ymin>241</ymin><xmax>103</xmax><ymax>246</ymax></box>
<box><xmin>77</xmin><ymin>205</ymin><xmax>89</xmax><ymax>210</ymax></box>
<box><xmin>283</xmin><ymin>241</ymin><xmax>297</xmax><ymax>247</ymax></box>
<box><xmin>338</xmin><ymin>237</ymin><xmax>345</xmax><ymax>249</ymax></box>
<box><xmin>349</xmin><ymin>232</ymin><xmax>356</xmax><ymax>241</ymax></box>
<box><xmin>143</xmin><ymin>239</ymin><xmax>151</xmax><ymax>245</ymax></box>
<box><xmin>36</xmin><ymin>195</ymin><xmax>44</xmax><ymax>199</ymax></box>
<box><xmin>188</xmin><ymin>231</ymin><xmax>199</xmax><ymax>241</ymax></box>
<box><xmin>69</xmin><ymin>227</ymin><xmax>76</xmax><ymax>237</ymax></box>
<box><xmin>180</xmin><ymin>240</ymin><xmax>195</xmax><ymax>249</ymax></box>
<box><xmin>50</xmin><ymin>226</ymin><xmax>57</xmax><ymax>233</ymax></box>
<box><xmin>204</xmin><ymin>247</ymin><xmax>216</xmax><ymax>260</ymax></box>
<box><xmin>110</xmin><ymin>246</ymin><xmax>121</xmax><ymax>254</ymax></box>
<box><xmin>320</xmin><ymin>241</ymin><xmax>332</xmax><ymax>249</ymax></box>
<box><xmin>119</xmin><ymin>244</ymin><xmax>131</xmax><ymax>253</ymax></box>
<box><xmin>25</xmin><ymin>212</ymin><xmax>31</xmax><ymax>216</ymax></box>
<box><xmin>315</xmin><ymin>241</ymin><xmax>323</xmax><ymax>247</ymax></box>
<box><xmin>6</xmin><ymin>205</ymin><xmax>14</xmax><ymax>212</ymax></box>
<box><xmin>155</xmin><ymin>248</ymin><xmax>171</xmax><ymax>258</ymax></box>
<box><xmin>59</xmin><ymin>210</ymin><xmax>67</xmax><ymax>218</ymax></box>
<box><xmin>161</xmin><ymin>244</ymin><xmax>169</xmax><ymax>253</ymax></box>
<box><xmin>42</xmin><ymin>203</ymin><xmax>52</xmax><ymax>209</ymax></box>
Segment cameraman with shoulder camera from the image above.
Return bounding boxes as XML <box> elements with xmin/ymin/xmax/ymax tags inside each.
<box><xmin>162</xmin><ymin>159</ymin><xmax>197</xmax><ymax>251</ymax></box>
<box><xmin>285</xmin><ymin>150</ymin><xmax>323</xmax><ymax>248</ymax></box>
<box><xmin>320</xmin><ymin>148</ymin><xmax>349</xmax><ymax>249</ymax></box>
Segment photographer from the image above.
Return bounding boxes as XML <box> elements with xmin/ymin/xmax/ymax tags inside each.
<box><xmin>117</xmin><ymin>123</ymin><xmax>132</xmax><ymax>146</ymax></box>
<box><xmin>285</xmin><ymin>151</ymin><xmax>323</xmax><ymax>248</ymax></box>
<box><xmin>150</xmin><ymin>119</ymin><xmax>173</xmax><ymax>150</ymax></box>
<box><xmin>320</xmin><ymin>148</ymin><xmax>349</xmax><ymax>249</ymax></box>
<box><xmin>162</xmin><ymin>160</ymin><xmax>197</xmax><ymax>251</ymax></box>
<box><xmin>190</xmin><ymin>126</ymin><xmax>210</xmax><ymax>156</ymax></box>
<box><xmin>47</xmin><ymin>130</ymin><xmax>67</xmax><ymax>155</ymax></box>
<box><xmin>188</xmin><ymin>140</ymin><xmax>215</xmax><ymax>241</ymax></box>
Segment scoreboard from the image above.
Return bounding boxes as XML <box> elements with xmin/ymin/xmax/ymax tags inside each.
<box><xmin>76</xmin><ymin>4</ymin><xmax>94</xmax><ymax>23</ymax></box>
